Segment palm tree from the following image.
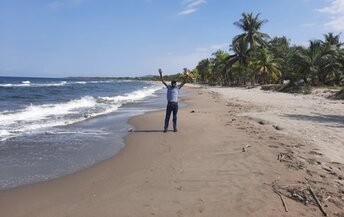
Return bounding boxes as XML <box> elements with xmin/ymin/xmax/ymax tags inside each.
<box><xmin>335</xmin><ymin>49</ymin><xmax>344</xmax><ymax>84</ymax></box>
<box><xmin>229</xmin><ymin>37</ymin><xmax>250</xmax><ymax>85</ymax></box>
<box><xmin>322</xmin><ymin>33</ymin><xmax>344</xmax><ymax>85</ymax></box>
<box><xmin>323</xmin><ymin>32</ymin><xmax>343</xmax><ymax>48</ymax></box>
<box><xmin>269</xmin><ymin>36</ymin><xmax>292</xmax><ymax>83</ymax></box>
<box><xmin>210</xmin><ymin>50</ymin><xmax>230</xmax><ymax>85</ymax></box>
<box><xmin>196</xmin><ymin>59</ymin><xmax>211</xmax><ymax>83</ymax></box>
<box><xmin>233</xmin><ymin>13</ymin><xmax>269</xmax><ymax>54</ymax></box>
<box><xmin>233</xmin><ymin>12</ymin><xmax>270</xmax><ymax>86</ymax></box>
<box><xmin>253</xmin><ymin>47</ymin><xmax>281</xmax><ymax>84</ymax></box>
<box><xmin>294</xmin><ymin>40</ymin><xmax>337</xmax><ymax>85</ymax></box>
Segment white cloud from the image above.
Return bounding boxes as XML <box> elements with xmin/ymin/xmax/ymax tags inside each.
<box><xmin>317</xmin><ymin>0</ymin><xmax>344</xmax><ymax>14</ymax></box>
<box><xmin>186</xmin><ymin>0</ymin><xmax>206</xmax><ymax>8</ymax></box>
<box><xmin>178</xmin><ymin>0</ymin><xmax>207</xmax><ymax>16</ymax></box>
<box><xmin>179</xmin><ymin>8</ymin><xmax>198</xmax><ymax>15</ymax></box>
<box><xmin>317</xmin><ymin>0</ymin><xmax>344</xmax><ymax>31</ymax></box>
<box><xmin>324</xmin><ymin>15</ymin><xmax>344</xmax><ymax>30</ymax></box>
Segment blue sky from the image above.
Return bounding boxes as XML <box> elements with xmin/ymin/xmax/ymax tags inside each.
<box><xmin>0</xmin><ymin>0</ymin><xmax>343</xmax><ymax>77</ymax></box>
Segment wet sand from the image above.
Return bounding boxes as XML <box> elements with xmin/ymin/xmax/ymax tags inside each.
<box><xmin>0</xmin><ymin>86</ymin><xmax>343</xmax><ymax>217</ymax></box>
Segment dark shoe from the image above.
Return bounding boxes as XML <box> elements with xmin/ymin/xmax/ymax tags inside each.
<box><xmin>163</xmin><ymin>129</ymin><xmax>167</xmax><ymax>133</ymax></box>
<box><xmin>173</xmin><ymin>129</ymin><xmax>178</xmax><ymax>132</ymax></box>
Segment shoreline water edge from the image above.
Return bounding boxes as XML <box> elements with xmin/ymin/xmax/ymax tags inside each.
<box><xmin>0</xmin><ymin>85</ymin><xmax>343</xmax><ymax>217</ymax></box>
<box><xmin>0</xmin><ymin>77</ymin><xmax>169</xmax><ymax>189</ymax></box>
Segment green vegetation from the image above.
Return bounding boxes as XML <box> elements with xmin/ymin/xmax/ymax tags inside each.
<box><xmin>187</xmin><ymin>12</ymin><xmax>344</xmax><ymax>95</ymax></box>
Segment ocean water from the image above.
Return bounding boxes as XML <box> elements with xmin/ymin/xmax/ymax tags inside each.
<box><xmin>0</xmin><ymin>76</ymin><xmax>166</xmax><ymax>189</ymax></box>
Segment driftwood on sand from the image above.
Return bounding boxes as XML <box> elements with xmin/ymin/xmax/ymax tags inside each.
<box><xmin>309</xmin><ymin>185</ymin><xmax>329</xmax><ymax>217</ymax></box>
<box><xmin>242</xmin><ymin>145</ymin><xmax>251</xmax><ymax>152</ymax></box>
<box><xmin>272</xmin><ymin>185</ymin><xmax>289</xmax><ymax>212</ymax></box>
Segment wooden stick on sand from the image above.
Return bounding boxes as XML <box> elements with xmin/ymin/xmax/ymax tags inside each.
<box><xmin>272</xmin><ymin>186</ymin><xmax>288</xmax><ymax>212</ymax></box>
<box><xmin>309</xmin><ymin>186</ymin><xmax>328</xmax><ymax>216</ymax></box>
<box><xmin>242</xmin><ymin>145</ymin><xmax>251</xmax><ymax>152</ymax></box>
<box><xmin>277</xmin><ymin>153</ymin><xmax>285</xmax><ymax>162</ymax></box>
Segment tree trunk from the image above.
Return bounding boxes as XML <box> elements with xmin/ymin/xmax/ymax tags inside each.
<box><xmin>226</xmin><ymin>67</ymin><xmax>232</xmax><ymax>86</ymax></box>
<box><xmin>252</xmin><ymin>74</ymin><xmax>256</xmax><ymax>87</ymax></box>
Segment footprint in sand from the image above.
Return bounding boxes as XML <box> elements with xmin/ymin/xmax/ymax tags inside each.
<box><xmin>197</xmin><ymin>198</ymin><xmax>205</xmax><ymax>213</ymax></box>
<box><xmin>177</xmin><ymin>210</ymin><xmax>184</xmax><ymax>217</ymax></box>
<box><xmin>175</xmin><ymin>186</ymin><xmax>183</xmax><ymax>191</ymax></box>
<box><xmin>309</xmin><ymin>151</ymin><xmax>323</xmax><ymax>156</ymax></box>
<box><xmin>294</xmin><ymin>143</ymin><xmax>305</xmax><ymax>149</ymax></box>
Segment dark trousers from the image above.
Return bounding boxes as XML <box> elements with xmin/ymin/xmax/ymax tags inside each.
<box><xmin>164</xmin><ymin>102</ymin><xmax>178</xmax><ymax>130</ymax></box>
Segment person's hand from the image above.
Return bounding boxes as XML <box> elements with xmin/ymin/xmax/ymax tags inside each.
<box><xmin>158</xmin><ymin>68</ymin><xmax>163</xmax><ymax>75</ymax></box>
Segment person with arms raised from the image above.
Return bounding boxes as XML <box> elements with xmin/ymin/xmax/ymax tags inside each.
<box><xmin>159</xmin><ymin>68</ymin><xmax>189</xmax><ymax>133</ymax></box>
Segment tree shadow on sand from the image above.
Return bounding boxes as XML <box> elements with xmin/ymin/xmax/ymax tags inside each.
<box><xmin>284</xmin><ymin>113</ymin><xmax>344</xmax><ymax>128</ymax></box>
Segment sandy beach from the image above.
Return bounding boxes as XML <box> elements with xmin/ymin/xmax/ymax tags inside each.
<box><xmin>0</xmin><ymin>86</ymin><xmax>343</xmax><ymax>217</ymax></box>
<box><xmin>209</xmin><ymin>86</ymin><xmax>344</xmax><ymax>164</ymax></box>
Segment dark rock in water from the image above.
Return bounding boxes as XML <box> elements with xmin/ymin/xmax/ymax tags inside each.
<box><xmin>84</xmin><ymin>113</ymin><xmax>92</xmax><ymax>118</ymax></box>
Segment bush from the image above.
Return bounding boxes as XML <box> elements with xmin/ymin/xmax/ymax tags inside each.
<box><xmin>329</xmin><ymin>88</ymin><xmax>344</xmax><ymax>100</ymax></box>
<box><xmin>277</xmin><ymin>83</ymin><xmax>312</xmax><ymax>94</ymax></box>
<box><xmin>261</xmin><ymin>84</ymin><xmax>283</xmax><ymax>91</ymax></box>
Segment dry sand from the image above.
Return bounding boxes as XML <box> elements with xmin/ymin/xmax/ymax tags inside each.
<box><xmin>0</xmin><ymin>86</ymin><xmax>343</xmax><ymax>217</ymax></box>
<box><xmin>209</xmin><ymin>86</ymin><xmax>344</xmax><ymax>164</ymax></box>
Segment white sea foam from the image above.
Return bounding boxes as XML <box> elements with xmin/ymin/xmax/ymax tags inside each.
<box><xmin>44</xmin><ymin>130</ymin><xmax>110</xmax><ymax>135</ymax></box>
<box><xmin>0</xmin><ymin>96</ymin><xmax>99</xmax><ymax>141</ymax></box>
<box><xmin>99</xmin><ymin>85</ymin><xmax>161</xmax><ymax>104</ymax></box>
<box><xmin>73</xmin><ymin>81</ymin><xmax>87</xmax><ymax>84</ymax></box>
<box><xmin>0</xmin><ymin>80</ymin><xmax>121</xmax><ymax>87</ymax></box>
<box><xmin>89</xmin><ymin>80</ymin><xmax>113</xmax><ymax>84</ymax></box>
<box><xmin>0</xmin><ymin>130</ymin><xmax>11</xmax><ymax>139</ymax></box>
<box><xmin>0</xmin><ymin>85</ymin><xmax>161</xmax><ymax>141</ymax></box>
<box><xmin>36</xmin><ymin>81</ymin><xmax>67</xmax><ymax>87</ymax></box>
<box><xmin>0</xmin><ymin>81</ymin><xmax>68</xmax><ymax>87</ymax></box>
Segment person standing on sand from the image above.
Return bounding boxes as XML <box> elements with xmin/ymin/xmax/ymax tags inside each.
<box><xmin>159</xmin><ymin>68</ymin><xmax>189</xmax><ymax>133</ymax></box>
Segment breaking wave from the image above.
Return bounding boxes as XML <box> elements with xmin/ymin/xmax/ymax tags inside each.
<box><xmin>0</xmin><ymin>85</ymin><xmax>161</xmax><ymax>141</ymax></box>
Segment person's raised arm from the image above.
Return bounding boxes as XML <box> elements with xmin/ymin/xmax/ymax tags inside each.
<box><xmin>159</xmin><ymin>68</ymin><xmax>168</xmax><ymax>87</ymax></box>
<box><xmin>178</xmin><ymin>68</ymin><xmax>190</xmax><ymax>89</ymax></box>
